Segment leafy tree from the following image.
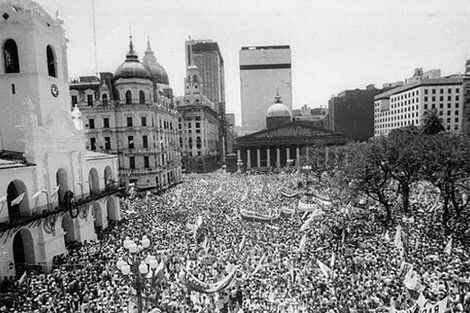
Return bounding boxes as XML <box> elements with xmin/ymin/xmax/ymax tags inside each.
<box><xmin>345</xmin><ymin>138</ymin><xmax>396</xmax><ymax>222</ymax></box>
<box><xmin>387</xmin><ymin>126</ymin><xmax>424</xmax><ymax>213</ymax></box>
<box><xmin>420</xmin><ymin>133</ymin><xmax>470</xmax><ymax>231</ymax></box>
<box><xmin>421</xmin><ymin>108</ymin><xmax>445</xmax><ymax>135</ymax></box>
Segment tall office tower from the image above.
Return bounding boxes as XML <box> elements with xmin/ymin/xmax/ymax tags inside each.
<box><xmin>240</xmin><ymin>45</ymin><xmax>292</xmax><ymax>132</ymax></box>
<box><xmin>185</xmin><ymin>39</ymin><xmax>226</xmax><ymax>158</ymax></box>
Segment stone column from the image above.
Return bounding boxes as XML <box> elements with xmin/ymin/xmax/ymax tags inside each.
<box><xmin>267</xmin><ymin>148</ymin><xmax>271</xmax><ymax>168</ymax></box>
<box><xmin>286</xmin><ymin>147</ymin><xmax>290</xmax><ymax>164</ymax></box>
<box><xmin>296</xmin><ymin>147</ymin><xmax>300</xmax><ymax>166</ymax></box>
<box><xmin>247</xmin><ymin>149</ymin><xmax>251</xmax><ymax>169</ymax></box>
<box><xmin>276</xmin><ymin>147</ymin><xmax>281</xmax><ymax>168</ymax></box>
<box><xmin>257</xmin><ymin>149</ymin><xmax>261</xmax><ymax>168</ymax></box>
<box><xmin>237</xmin><ymin>149</ymin><xmax>241</xmax><ymax>162</ymax></box>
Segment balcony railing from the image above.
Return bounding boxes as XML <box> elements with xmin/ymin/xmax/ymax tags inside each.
<box><xmin>0</xmin><ymin>187</ymin><xmax>121</xmax><ymax>232</ymax></box>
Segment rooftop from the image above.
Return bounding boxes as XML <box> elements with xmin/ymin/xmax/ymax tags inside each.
<box><xmin>375</xmin><ymin>76</ymin><xmax>465</xmax><ymax>100</ymax></box>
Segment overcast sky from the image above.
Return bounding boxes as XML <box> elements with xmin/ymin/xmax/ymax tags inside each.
<box><xmin>37</xmin><ymin>0</ymin><xmax>470</xmax><ymax>125</ymax></box>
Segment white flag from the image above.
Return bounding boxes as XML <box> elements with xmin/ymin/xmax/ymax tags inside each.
<box><xmin>443</xmin><ymin>238</ymin><xmax>452</xmax><ymax>255</ymax></box>
<box><xmin>10</xmin><ymin>192</ymin><xmax>25</xmax><ymax>206</ymax></box>
<box><xmin>329</xmin><ymin>252</ymin><xmax>335</xmax><ymax>269</ymax></box>
<box><xmin>298</xmin><ymin>234</ymin><xmax>307</xmax><ymax>253</ymax></box>
<box><xmin>404</xmin><ymin>267</ymin><xmax>418</xmax><ymax>290</ymax></box>
<box><xmin>50</xmin><ymin>185</ymin><xmax>60</xmax><ymax>196</ymax></box>
<box><xmin>317</xmin><ymin>259</ymin><xmax>331</xmax><ymax>279</ymax></box>
<box><xmin>0</xmin><ymin>194</ymin><xmax>7</xmax><ymax>203</ymax></box>
<box><xmin>238</xmin><ymin>235</ymin><xmax>246</xmax><ymax>254</ymax></box>
<box><xmin>32</xmin><ymin>191</ymin><xmax>42</xmax><ymax>199</ymax></box>
<box><xmin>18</xmin><ymin>270</ymin><xmax>27</xmax><ymax>285</ymax></box>
<box><xmin>394</xmin><ymin>225</ymin><xmax>403</xmax><ymax>250</ymax></box>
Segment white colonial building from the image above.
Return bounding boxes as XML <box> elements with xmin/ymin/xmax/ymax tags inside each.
<box><xmin>0</xmin><ymin>0</ymin><xmax>120</xmax><ymax>281</ymax></box>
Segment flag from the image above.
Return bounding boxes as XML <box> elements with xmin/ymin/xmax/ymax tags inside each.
<box><xmin>50</xmin><ymin>185</ymin><xmax>60</xmax><ymax>197</ymax></box>
<box><xmin>238</xmin><ymin>235</ymin><xmax>246</xmax><ymax>254</ymax></box>
<box><xmin>0</xmin><ymin>194</ymin><xmax>7</xmax><ymax>203</ymax></box>
<box><xmin>384</xmin><ymin>230</ymin><xmax>390</xmax><ymax>242</ymax></box>
<box><xmin>443</xmin><ymin>237</ymin><xmax>452</xmax><ymax>255</ymax></box>
<box><xmin>10</xmin><ymin>192</ymin><xmax>25</xmax><ymax>206</ymax></box>
<box><xmin>317</xmin><ymin>259</ymin><xmax>331</xmax><ymax>279</ymax></box>
<box><xmin>394</xmin><ymin>225</ymin><xmax>403</xmax><ymax>250</ymax></box>
<box><xmin>251</xmin><ymin>254</ymin><xmax>266</xmax><ymax>276</ymax></box>
<box><xmin>329</xmin><ymin>252</ymin><xmax>335</xmax><ymax>269</ymax></box>
<box><xmin>201</xmin><ymin>237</ymin><xmax>208</xmax><ymax>252</ymax></box>
<box><xmin>18</xmin><ymin>270</ymin><xmax>27</xmax><ymax>285</ymax></box>
<box><xmin>300</xmin><ymin>214</ymin><xmax>315</xmax><ymax>231</ymax></box>
<box><xmin>403</xmin><ymin>267</ymin><xmax>418</xmax><ymax>290</ymax></box>
<box><xmin>298</xmin><ymin>234</ymin><xmax>307</xmax><ymax>253</ymax></box>
<box><xmin>32</xmin><ymin>191</ymin><xmax>42</xmax><ymax>199</ymax></box>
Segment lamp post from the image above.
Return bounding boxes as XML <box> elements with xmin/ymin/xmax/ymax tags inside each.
<box><xmin>116</xmin><ymin>235</ymin><xmax>159</xmax><ymax>313</ymax></box>
<box><xmin>302</xmin><ymin>165</ymin><xmax>312</xmax><ymax>189</ymax></box>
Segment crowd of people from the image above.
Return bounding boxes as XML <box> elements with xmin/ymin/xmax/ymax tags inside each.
<box><xmin>0</xmin><ymin>170</ymin><xmax>469</xmax><ymax>312</ymax></box>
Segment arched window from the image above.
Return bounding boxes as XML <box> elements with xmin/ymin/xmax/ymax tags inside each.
<box><xmin>46</xmin><ymin>45</ymin><xmax>57</xmax><ymax>77</ymax></box>
<box><xmin>125</xmin><ymin>91</ymin><xmax>132</xmax><ymax>104</ymax></box>
<box><xmin>139</xmin><ymin>91</ymin><xmax>145</xmax><ymax>104</ymax></box>
<box><xmin>102</xmin><ymin>94</ymin><xmax>108</xmax><ymax>106</ymax></box>
<box><xmin>3</xmin><ymin>39</ymin><xmax>20</xmax><ymax>73</ymax></box>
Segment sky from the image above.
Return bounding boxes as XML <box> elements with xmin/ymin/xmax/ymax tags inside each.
<box><xmin>36</xmin><ymin>0</ymin><xmax>470</xmax><ymax>126</ymax></box>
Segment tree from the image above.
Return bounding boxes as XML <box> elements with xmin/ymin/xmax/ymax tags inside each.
<box><xmin>345</xmin><ymin>138</ymin><xmax>396</xmax><ymax>222</ymax></box>
<box><xmin>421</xmin><ymin>108</ymin><xmax>445</xmax><ymax>135</ymax></box>
<box><xmin>420</xmin><ymin>133</ymin><xmax>470</xmax><ymax>232</ymax></box>
<box><xmin>387</xmin><ymin>126</ymin><xmax>424</xmax><ymax>213</ymax></box>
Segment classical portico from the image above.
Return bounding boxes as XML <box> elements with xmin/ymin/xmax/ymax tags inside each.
<box><xmin>235</xmin><ymin>121</ymin><xmax>346</xmax><ymax>170</ymax></box>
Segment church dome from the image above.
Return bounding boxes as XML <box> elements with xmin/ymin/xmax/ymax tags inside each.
<box><xmin>142</xmin><ymin>39</ymin><xmax>169</xmax><ymax>85</ymax></box>
<box><xmin>267</xmin><ymin>93</ymin><xmax>291</xmax><ymax>118</ymax></box>
<box><xmin>144</xmin><ymin>62</ymin><xmax>169</xmax><ymax>85</ymax></box>
<box><xmin>114</xmin><ymin>38</ymin><xmax>151</xmax><ymax>80</ymax></box>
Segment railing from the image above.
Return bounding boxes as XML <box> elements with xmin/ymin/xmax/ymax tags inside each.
<box><xmin>0</xmin><ymin>187</ymin><xmax>121</xmax><ymax>232</ymax></box>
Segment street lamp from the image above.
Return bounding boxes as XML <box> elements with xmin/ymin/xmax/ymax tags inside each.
<box><xmin>302</xmin><ymin>165</ymin><xmax>312</xmax><ymax>189</ymax></box>
<box><xmin>116</xmin><ymin>235</ymin><xmax>159</xmax><ymax>313</ymax></box>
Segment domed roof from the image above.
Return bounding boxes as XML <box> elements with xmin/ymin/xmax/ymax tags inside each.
<box><xmin>142</xmin><ymin>39</ymin><xmax>169</xmax><ymax>85</ymax></box>
<box><xmin>267</xmin><ymin>93</ymin><xmax>291</xmax><ymax>118</ymax></box>
<box><xmin>114</xmin><ymin>38</ymin><xmax>151</xmax><ymax>80</ymax></box>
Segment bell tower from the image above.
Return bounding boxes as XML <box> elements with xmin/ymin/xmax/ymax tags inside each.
<box><xmin>0</xmin><ymin>0</ymin><xmax>84</xmax><ymax>160</ymax></box>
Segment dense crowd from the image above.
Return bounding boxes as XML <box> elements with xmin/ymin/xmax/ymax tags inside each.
<box><xmin>0</xmin><ymin>170</ymin><xmax>469</xmax><ymax>312</ymax></box>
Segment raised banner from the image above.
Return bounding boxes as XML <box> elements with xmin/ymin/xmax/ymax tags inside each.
<box><xmin>183</xmin><ymin>266</ymin><xmax>238</xmax><ymax>294</ymax></box>
<box><xmin>298</xmin><ymin>201</ymin><xmax>319</xmax><ymax>212</ymax></box>
<box><xmin>240</xmin><ymin>209</ymin><xmax>280</xmax><ymax>222</ymax></box>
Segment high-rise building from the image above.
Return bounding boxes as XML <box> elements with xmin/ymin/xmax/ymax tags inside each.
<box><xmin>374</xmin><ymin>75</ymin><xmax>465</xmax><ymax>136</ymax></box>
<box><xmin>70</xmin><ymin>39</ymin><xmax>182</xmax><ymax>191</ymax></box>
<box><xmin>328</xmin><ymin>84</ymin><xmax>388</xmax><ymax>141</ymax></box>
<box><xmin>175</xmin><ymin>63</ymin><xmax>220</xmax><ymax>173</ymax></box>
<box><xmin>185</xmin><ymin>39</ymin><xmax>226</xmax><ymax>159</ymax></box>
<box><xmin>0</xmin><ymin>0</ymin><xmax>120</xmax><ymax>280</ymax></box>
<box><xmin>240</xmin><ymin>45</ymin><xmax>292</xmax><ymax>132</ymax></box>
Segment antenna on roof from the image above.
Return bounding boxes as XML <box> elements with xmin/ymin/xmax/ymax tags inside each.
<box><xmin>91</xmin><ymin>0</ymin><xmax>98</xmax><ymax>75</ymax></box>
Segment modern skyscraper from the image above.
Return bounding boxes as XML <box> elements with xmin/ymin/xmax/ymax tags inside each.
<box><xmin>185</xmin><ymin>39</ymin><xmax>226</xmax><ymax>159</ymax></box>
<box><xmin>240</xmin><ymin>45</ymin><xmax>292</xmax><ymax>132</ymax></box>
<box><xmin>185</xmin><ymin>39</ymin><xmax>225</xmax><ymax>114</ymax></box>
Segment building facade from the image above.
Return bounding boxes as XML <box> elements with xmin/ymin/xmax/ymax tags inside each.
<box><xmin>175</xmin><ymin>64</ymin><xmax>220</xmax><ymax>173</ymax></box>
<box><xmin>0</xmin><ymin>0</ymin><xmax>120</xmax><ymax>281</ymax></box>
<box><xmin>240</xmin><ymin>45</ymin><xmax>292</xmax><ymax>132</ymax></box>
<box><xmin>70</xmin><ymin>39</ymin><xmax>182</xmax><ymax>191</ymax></box>
<box><xmin>328</xmin><ymin>84</ymin><xmax>386</xmax><ymax>141</ymax></box>
<box><xmin>185</xmin><ymin>39</ymin><xmax>227</xmax><ymax>159</ymax></box>
<box><xmin>292</xmin><ymin>105</ymin><xmax>328</xmax><ymax>129</ymax></box>
<box><xmin>374</xmin><ymin>75</ymin><xmax>466</xmax><ymax>136</ymax></box>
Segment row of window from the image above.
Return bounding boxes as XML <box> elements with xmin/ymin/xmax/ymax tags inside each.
<box><xmin>128</xmin><ymin>154</ymin><xmax>168</xmax><ymax>169</ymax></box>
<box><xmin>87</xmin><ymin>116</ymin><xmax>177</xmax><ymax>130</ymax></box>
<box><xmin>376</xmin><ymin>117</ymin><xmax>460</xmax><ymax>129</ymax></box>
<box><xmin>72</xmin><ymin>94</ymin><xmax>108</xmax><ymax>106</ymax></box>
<box><xmin>3</xmin><ymin>39</ymin><xmax>57</xmax><ymax>77</ymax></box>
